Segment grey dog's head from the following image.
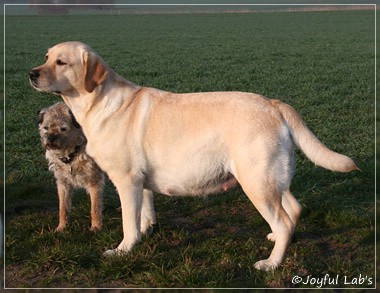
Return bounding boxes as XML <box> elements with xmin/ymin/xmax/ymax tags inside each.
<box><xmin>38</xmin><ymin>102</ymin><xmax>85</xmax><ymax>151</ymax></box>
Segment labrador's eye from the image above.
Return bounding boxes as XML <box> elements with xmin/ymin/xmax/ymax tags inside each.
<box><xmin>43</xmin><ymin>126</ymin><xmax>49</xmax><ymax>130</ymax></box>
<box><xmin>56</xmin><ymin>59</ymin><xmax>67</xmax><ymax>66</ymax></box>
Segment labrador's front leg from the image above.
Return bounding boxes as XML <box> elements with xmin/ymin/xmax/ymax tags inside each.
<box><xmin>140</xmin><ymin>189</ymin><xmax>157</xmax><ymax>236</ymax></box>
<box><xmin>104</xmin><ymin>174</ymin><xmax>143</xmax><ymax>256</ymax></box>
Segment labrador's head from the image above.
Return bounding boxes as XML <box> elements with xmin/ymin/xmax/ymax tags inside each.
<box><xmin>29</xmin><ymin>41</ymin><xmax>108</xmax><ymax>95</ymax></box>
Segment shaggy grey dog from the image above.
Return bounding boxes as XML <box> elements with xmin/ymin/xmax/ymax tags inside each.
<box><xmin>38</xmin><ymin>102</ymin><xmax>104</xmax><ymax>232</ymax></box>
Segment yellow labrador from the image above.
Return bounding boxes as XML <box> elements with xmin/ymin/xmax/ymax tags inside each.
<box><xmin>29</xmin><ymin>41</ymin><xmax>358</xmax><ymax>271</ymax></box>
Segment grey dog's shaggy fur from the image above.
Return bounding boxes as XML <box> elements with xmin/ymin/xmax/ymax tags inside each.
<box><xmin>38</xmin><ymin>102</ymin><xmax>104</xmax><ymax>232</ymax></box>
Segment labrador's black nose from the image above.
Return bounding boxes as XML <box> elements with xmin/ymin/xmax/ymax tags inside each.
<box><xmin>29</xmin><ymin>69</ymin><xmax>40</xmax><ymax>81</ymax></box>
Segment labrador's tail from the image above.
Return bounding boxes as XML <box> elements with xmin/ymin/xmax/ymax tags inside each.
<box><xmin>274</xmin><ymin>100</ymin><xmax>358</xmax><ymax>172</ymax></box>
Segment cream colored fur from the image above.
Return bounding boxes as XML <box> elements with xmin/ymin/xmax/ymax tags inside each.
<box><xmin>30</xmin><ymin>41</ymin><xmax>357</xmax><ymax>271</ymax></box>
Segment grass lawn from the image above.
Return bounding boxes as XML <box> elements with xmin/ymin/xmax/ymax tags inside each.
<box><xmin>4</xmin><ymin>10</ymin><xmax>375</xmax><ymax>288</ymax></box>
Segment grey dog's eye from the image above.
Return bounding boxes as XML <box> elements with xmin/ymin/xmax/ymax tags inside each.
<box><xmin>61</xmin><ymin>127</ymin><xmax>67</xmax><ymax>132</ymax></box>
<box><xmin>56</xmin><ymin>59</ymin><xmax>67</xmax><ymax>66</ymax></box>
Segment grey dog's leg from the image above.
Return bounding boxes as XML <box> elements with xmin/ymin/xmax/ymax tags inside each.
<box><xmin>55</xmin><ymin>181</ymin><xmax>72</xmax><ymax>232</ymax></box>
<box><xmin>88</xmin><ymin>184</ymin><xmax>103</xmax><ymax>232</ymax></box>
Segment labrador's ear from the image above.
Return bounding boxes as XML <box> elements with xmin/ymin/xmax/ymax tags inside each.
<box><xmin>82</xmin><ymin>51</ymin><xmax>108</xmax><ymax>93</ymax></box>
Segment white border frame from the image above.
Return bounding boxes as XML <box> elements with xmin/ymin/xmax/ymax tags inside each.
<box><xmin>2</xmin><ymin>2</ymin><xmax>377</xmax><ymax>290</ymax></box>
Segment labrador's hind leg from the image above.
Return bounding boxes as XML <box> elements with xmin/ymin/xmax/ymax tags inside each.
<box><xmin>267</xmin><ymin>189</ymin><xmax>301</xmax><ymax>242</ymax></box>
<box><xmin>239</xmin><ymin>169</ymin><xmax>295</xmax><ymax>271</ymax></box>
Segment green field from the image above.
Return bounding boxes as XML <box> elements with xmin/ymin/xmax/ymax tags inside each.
<box><xmin>4</xmin><ymin>10</ymin><xmax>375</xmax><ymax>288</ymax></box>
